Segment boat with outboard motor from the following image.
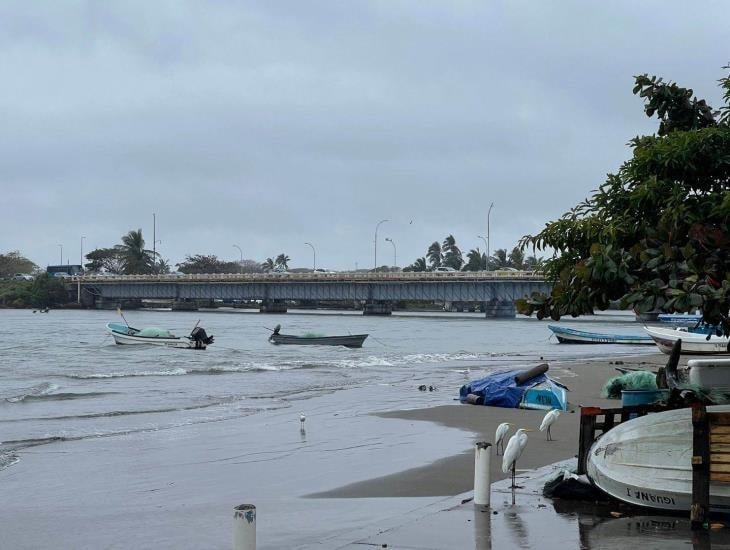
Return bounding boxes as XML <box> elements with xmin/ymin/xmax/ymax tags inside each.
<box><xmin>644</xmin><ymin>325</ymin><xmax>729</xmax><ymax>354</ymax></box>
<box><xmin>106</xmin><ymin>322</ymin><xmax>214</xmax><ymax>349</ymax></box>
<box><xmin>268</xmin><ymin>325</ymin><xmax>368</xmax><ymax>348</ymax></box>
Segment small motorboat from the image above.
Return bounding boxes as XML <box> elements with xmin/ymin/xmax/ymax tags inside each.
<box><xmin>268</xmin><ymin>325</ymin><xmax>368</xmax><ymax>348</ymax></box>
<box><xmin>644</xmin><ymin>325</ymin><xmax>729</xmax><ymax>355</ymax></box>
<box><xmin>657</xmin><ymin>313</ymin><xmax>703</xmax><ymax>324</ymax></box>
<box><xmin>106</xmin><ymin>322</ymin><xmax>214</xmax><ymax>349</ymax></box>
<box><xmin>587</xmin><ymin>405</ymin><xmax>730</xmax><ymax>513</ymax></box>
<box><xmin>548</xmin><ymin>325</ymin><xmax>653</xmax><ymax>345</ymax></box>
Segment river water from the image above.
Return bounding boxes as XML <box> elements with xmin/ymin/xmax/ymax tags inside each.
<box><xmin>0</xmin><ymin>308</ymin><xmax>652</xmax><ymax>474</ymax></box>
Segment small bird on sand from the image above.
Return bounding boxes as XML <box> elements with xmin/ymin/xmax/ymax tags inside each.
<box><xmin>300</xmin><ymin>413</ymin><xmax>306</xmax><ymax>427</ymax></box>
<box><xmin>494</xmin><ymin>422</ymin><xmax>511</xmax><ymax>455</ymax></box>
<box><xmin>502</xmin><ymin>428</ymin><xmax>531</xmax><ymax>488</ymax></box>
<box><xmin>539</xmin><ymin>409</ymin><xmax>560</xmax><ymax>441</ymax></box>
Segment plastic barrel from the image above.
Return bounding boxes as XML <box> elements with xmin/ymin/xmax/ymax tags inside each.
<box><xmin>621</xmin><ymin>389</ymin><xmax>669</xmax><ymax>407</ymax></box>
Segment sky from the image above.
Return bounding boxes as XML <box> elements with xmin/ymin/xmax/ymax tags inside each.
<box><xmin>1</xmin><ymin>1</ymin><xmax>728</xmax><ymax>271</ymax></box>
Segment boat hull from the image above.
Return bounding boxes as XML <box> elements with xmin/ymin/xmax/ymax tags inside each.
<box><xmin>106</xmin><ymin>323</ymin><xmax>195</xmax><ymax>348</ymax></box>
<box><xmin>269</xmin><ymin>334</ymin><xmax>368</xmax><ymax>348</ymax></box>
<box><xmin>644</xmin><ymin>326</ymin><xmax>730</xmax><ymax>355</ymax></box>
<box><xmin>548</xmin><ymin>325</ymin><xmax>653</xmax><ymax>345</ymax></box>
<box><xmin>587</xmin><ymin>405</ymin><xmax>730</xmax><ymax>513</ymax></box>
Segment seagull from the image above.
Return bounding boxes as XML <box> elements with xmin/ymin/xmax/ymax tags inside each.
<box><xmin>300</xmin><ymin>413</ymin><xmax>306</xmax><ymax>428</ymax></box>
<box><xmin>539</xmin><ymin>409</ymin><xmax>560</xmax><ymax>441</ymax></box>
<box><xmin>494</xmin><ymin>422</ymin><xmax>512</xmax><ymax>456</ymax></box>
<box><xmin>502</xmin><ymin>428</ymin><xmax>531</xmax><ymax>488</ymax></box>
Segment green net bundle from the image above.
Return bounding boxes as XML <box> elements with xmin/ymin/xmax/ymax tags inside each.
<box><xmin>602</xmin><ymin>371</ymin><xmax>658</xmax><ymax>399</ymax></box>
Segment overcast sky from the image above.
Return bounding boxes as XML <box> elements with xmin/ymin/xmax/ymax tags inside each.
<box><xmin>1</xmin><ymin>1</ymin><xmax>728</xmax><ymax>270</ymax></box>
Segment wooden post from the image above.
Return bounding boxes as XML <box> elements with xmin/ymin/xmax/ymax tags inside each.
<box><xmin>691</xmin><ymin>403</ymin><xmax>709</xmax><ymax>530</ymax></box>
<box><xmin>577</xmin><ymin>407</ymin><xmax>599</xmax><ymax>475</ymax></box>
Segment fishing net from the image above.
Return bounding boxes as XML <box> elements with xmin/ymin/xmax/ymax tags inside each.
<box><xmin>301</xmin><ymin>332</ymin><xmax>326</xmax><ymax>338</ymax></box>
<box><xmin>138</xmin><ymin>327</ymin><xmax>174</xmax><ymax>338</ymax></box>
<box><xmin>602</xmin><ymin>371</ymin><xmax>658</xmax><ymax>399</ymax></box>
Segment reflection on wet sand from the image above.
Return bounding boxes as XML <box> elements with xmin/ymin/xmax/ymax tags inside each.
<box><xmin>473</xmin><ymin>505</ymin><xmax>491</xmax><ymax>550</ymax></box>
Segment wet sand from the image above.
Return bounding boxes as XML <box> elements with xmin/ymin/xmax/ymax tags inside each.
<box><xmin>314</xmin><ymin>353</ymin><xmax>670</xmax><ymax>498</ymax></box>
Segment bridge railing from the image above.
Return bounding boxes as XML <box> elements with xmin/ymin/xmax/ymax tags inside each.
<box><xmin>71</xmin><ymin>270</ymin><xmax>545</xmax><ymax>283</ymax></box>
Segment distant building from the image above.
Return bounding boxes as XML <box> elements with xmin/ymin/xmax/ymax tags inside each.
<box><xmin>47</xmin><ymin>264</ymin><xmax>83</xmax><ymax>276</ymax></box>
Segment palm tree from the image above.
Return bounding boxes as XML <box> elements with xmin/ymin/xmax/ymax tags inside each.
<box><xmin>524</xmin><ymin>254</ymin><xmax>545</xmax><ymax>271</ymax></box>
<box><xmin>442</xmin><ymin>234</ymin><xmax>463</xmax><ymax>270</ymax></box>
<box><xmin>261</xmin><ymin>258</ymin><xmax>275</xmax><ymax>272</ymax></box>
<box><xmin>463</xmin><ymin>248</ymin><xmax>486</xmax><ymax>271</ymax></box>
<box><xmin>274</xmin><ymin>254</ymin><xmax>290</xmax><ymax>270</ymax></box>
<box><xmin>404</xmin><ymin>257</ymin><xmax>428</xmax><ymax>272</ymax></box>
<box><xmin>116</xmin><ymin>229</ymin><xmax>155</xmax><ymax>274</ymax></box>
<box><xmin>427</xmin><ymin>241</ymin><xmax>442</xmax><ymax>269</ymax></box>
<box><xmin>508</xmin><ymin>247</ymin><xmax>525</xmax><ymax>270</ymax></box>
<box><xmin>489</xmin><ymin>248</ymin><xmax>509</xmax><ymax>270</ymax></box>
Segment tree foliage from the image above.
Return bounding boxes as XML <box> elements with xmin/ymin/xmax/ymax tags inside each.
<box><xmin>518</xmin><ymin>68</ymin><xmax>730</xmax><ymax>334</ymax></box>
<box><xmin>176</xmin><ymin>254</ymin><xmax>241</xmax><ymax>274</ymax></box>
<box><xmin>0</xmin><ymin>251</ymin><xmax>37</xmax><ymax>278</ymax></box>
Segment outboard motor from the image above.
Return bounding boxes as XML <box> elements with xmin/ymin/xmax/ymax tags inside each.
<box><xmin>190</xmin><ymin>326</ymin><xmax>214</xmax><ymax>349</ymax></box>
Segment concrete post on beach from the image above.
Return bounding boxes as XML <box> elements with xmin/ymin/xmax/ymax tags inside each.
<box><xmin>233</xmin><ymin>504</ymin><xmax>256</xmax><ymax>550</ymax></box>
<box><xmin>473</xmin><ymin>441</ymin><xmax>492</xmax><ymax>507</ymax></box>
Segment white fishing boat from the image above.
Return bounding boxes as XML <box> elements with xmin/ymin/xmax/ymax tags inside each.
<box><xmin>644</xmin><ymin>325</ymin><xmax>730</xmax><ymax>355</ymax></box>
<box><xmin>106</xmin><ymin>322</ymin><xmax>214</xmax><ymax>349</ymax></box>
<box><xmin>587</xmin><ymin>405</ymin><xmax>730</xmax><ymax>513</ymax></box>
<box><xmin>548</xmin><ymin>324</ymin><xmax>653</xmax><ymax>345</ymax></box>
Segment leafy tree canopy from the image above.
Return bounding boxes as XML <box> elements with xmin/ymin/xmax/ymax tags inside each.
<box><xmin>0</xmin><ymin>251</ymin><xmax>37</xmax><ymax>278</ymax></box>
<box><xmin>518</xmin><ymin>67</ymin><xmax>730</xmax><ymax>334</ymax></box>
<box><xmin>176</xmin><ymin>254</ymin><xmax>240</xmax><ymax>274</ymax></box>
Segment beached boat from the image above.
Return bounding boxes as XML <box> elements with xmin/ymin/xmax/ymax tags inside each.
<box><xmin>106</xmin><ymin>322</ymin><xmax>214</xmax><ymax>349</ymax></box>
<box><xmin>644</xmin><ymin>326</ymin><xmax>730</xmax><ymax>355</ymax></box>
<box><xmin>268</xmin><ymin>326</ymin><xmax>368</xmax><ymax>348</ymax></box>
<box><xmin>587</xmin><ymin>405</ymin><xmax>730</xmax><ymax>513</ymax></box>
<box><xmin>548</xmin><ymin>325</ymin><xmax>653</xmax><ymax>345</ymax></box>
<box><xmin>657</xmin><ymin>313</ymin><xmax>703</xmax><ymax>324</ymax></box>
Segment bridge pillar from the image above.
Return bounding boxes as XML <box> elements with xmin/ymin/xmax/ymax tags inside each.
<box><xmin>172</xmin><ymin>299</ymin><xmax>199</xmax><ymax>312</ymax></box>
<box><xmin>363</xmin><ymin>301</ymin><xmax>392</xmax><ymax>316</ymax></box>
<box><xmin>483</xmin><ymin>299</ymin><xmax>516</xmax><ymax>318</ymax></box>
<box><xmin>260</xmin><ymin>299</ymin><xmax>287</xmax><ymax>313</ymax></box>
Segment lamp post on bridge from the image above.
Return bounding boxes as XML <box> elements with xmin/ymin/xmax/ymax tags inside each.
<box><xmin>374</xmin><ymin>219</ymin><xmax>389</xmax><ymax>271</ymax></box>
<box><xmin>80</xmin><ymin>236</ymin><xmax>86</xmax><ymax>269</ymax></box>
<box><xmin>304</xmin><ymin>242</ymin><xmax>316</xmax><ymax>272</ymax></box>
<box><xmin>487</xmin><ymin>202</ymin><xmax>494</xmax><ymax>272</ymax></box>
<box><xmin>58</xmin><ymin>244</ymin><xmax>63</xmax><ymax>265</ymax></box>
<box><xmin>477</xmin><ymin>235</ymin><xmax>488</xmax><ymax>270</ymax></box>
<box><xmin>385</xmin><ymin>237</ymin><xmax>396</xmax><ymax>269</ymax></box>
<box><xmin>232</xmin><ymin>244</ymin><xmax>243</xmax><ymax>274</ymax></box>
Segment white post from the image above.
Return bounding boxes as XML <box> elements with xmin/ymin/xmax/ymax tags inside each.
<box><xmin>473</xmin><ymin>441</ymin><xmax>492</xmax><ymax>506</ymax></box>
<box><xmin>233</xmin><ymin>504</ymin><xmax>256</xmax><ymax>550</ymax></box>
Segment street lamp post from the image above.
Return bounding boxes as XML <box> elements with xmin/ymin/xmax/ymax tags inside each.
<box><xmin>58</xmin><ymin>244</ymin><xmax>63</xmax><ymax>265</ymax></box>
<box><xmin>80</xmin><ymin>236</ymin><xmax>86</xmax><ymax>268</ymax></box>
<box><xmin>385</xmin><ymin>237</ymin><xmax>397</xmax><ymax>269</ymax></box>
<box><xmin>477</xmin><ymin>235</ymin><xmax>488</xmax><ymax>270</ymax></box>
<box><xmin>232</xmin><ymin>245</ymin><xmax>243</xmax><ymax>274</ymax></box>
<box><xmin>304</xmin><ymin>242</ymin><xmax>316</xmax><ymax>272</ymax></box>
<box><xmin>374</xmin><ymin>219</ymin><xmax>389</xmax><ymax>271</ymax></box>
<box><xmin>487</xmin><ymin>203</ymin><xmax>494</xmax><ymax>271</ymax></box>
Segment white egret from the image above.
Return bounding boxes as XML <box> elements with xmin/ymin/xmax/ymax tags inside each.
<box><xmin>494</xmin><ymin>422</ymin><xmax>512</xmax><ymax>455</ymax></box>
<box><xmin>501</xmin><ymin>428</ymin><xmax>531</xmax><ymax>488</ymax></box>
<box><xmin>539</xmin><ymin>409</ymin><xmax>560</xmax><ymax>441</ymax></box>
<box><xmin>300</xmin><ymin>413</ymin><xmax>306</xmax><ymax>428</ymax></box>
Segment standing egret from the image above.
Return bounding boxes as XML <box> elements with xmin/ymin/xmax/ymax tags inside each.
<box><xmin>300</xmin><ymin>413</ymin><xmax>306</xmax><ymax>429</ymax></box>
<box><xmin>539</xmin><ymin>409</ymin><xmax>560</xmax><ymax>441</ymax></box>
<box><xmin>494</xmin><ymin>422</ymin><xmax>512</xmax><ymax>455</ymax></box>
<box><xmin>501</xmin><ymin>428</ymin><xmax>531</xmax><ymax>488</ymax></box>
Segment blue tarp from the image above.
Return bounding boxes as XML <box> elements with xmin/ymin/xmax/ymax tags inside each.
<box><xmin>459</xmin><ymin>369</ymin><xmax>567</xmax><ymax>409</ymax></box>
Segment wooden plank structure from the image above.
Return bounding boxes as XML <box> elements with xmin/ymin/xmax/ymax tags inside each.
<box><xmin>577</xmin><ymin>403</ymin><xmax>679</xmax><ymax>475</ymax></box>
<box><xmin>691</xmin><ymin>404</ymin><xmax>730</xmax><ymax>529</ymax></box>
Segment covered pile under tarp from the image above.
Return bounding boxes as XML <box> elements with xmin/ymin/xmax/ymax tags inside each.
<box><xmin>459</xmin><ymin>366</ymin><xmax>568</xmax><ymax>410</ymax></box>
<box><xmin>602</xmin><ymin>371</ymin><xmax>657</xmax><ymax>399</ymax></box>
<box><xmin>137</xmin><ymin>327</ymin><xmax>175</xmax><ymax>338</ymax></box>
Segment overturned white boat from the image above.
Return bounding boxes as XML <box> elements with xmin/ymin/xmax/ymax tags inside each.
<box><xmin>587</xmin><ymin>405</ymin><xmax>730</xmax><ymax>513</ymax></box>
<box><xmin>106</xmin><ymin>322</ymin><xmax>214</xmax><ymax>349</ymax></box>
<box><xmin>644</xmin><ymin>325</ymin><xmax>729</xmax><ymax>355</ymax></box>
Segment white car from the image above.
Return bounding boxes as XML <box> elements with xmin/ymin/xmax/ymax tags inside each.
<box><xmin>13</xmin><ymin>273</ymin><xmax>34</xmax><ymax>281</ymax></box>
<box><xmin>433</xmin><ymin>266</ymin><xmax>456</xmax><ymax>272</ymax></box>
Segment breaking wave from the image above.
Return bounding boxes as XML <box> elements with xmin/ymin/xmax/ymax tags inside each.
<box><xmin>3</xmin><ymin>382</ymin><xmax>59</xmax><ymax>403</ymax></box>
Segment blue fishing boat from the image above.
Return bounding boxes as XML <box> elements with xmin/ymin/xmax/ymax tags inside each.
<box><xmin>459</xmin><ymin>365</ymin><xmax>568</xmax><ymax>411</ymax></box>
<box><xmin>548</xmin><ymin>324</ymin><xmax>653</xmax><ymax>345</ymax></box>
<box><xmin>657</xmin><ymin>313</ymin><xmax>703</xmax><ymax>324</ymax></box>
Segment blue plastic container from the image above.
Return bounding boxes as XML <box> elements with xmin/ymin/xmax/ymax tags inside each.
<box><xmin>621</xmin><ymin>389</ymin><xmax>669</xmax><ymax>407</ymax></box>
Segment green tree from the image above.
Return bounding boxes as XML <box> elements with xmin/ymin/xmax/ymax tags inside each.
<box><xmin>427</xmin><ymin>242</ymin><xmax>442</xmax><ymax>269</ymax></box>
<box><xmin>117</xmin><ymin>229</ymin><xmax>156</xmax><ymax>274</ymax></box>
<box><xmin>518</xmin><ymin>68</ymin><xmax>730</xmax><ymax>334</ymax></box>
<box><xmin>489</xmin><ymin>249</ymin><xmax>509</xmax><ymax>270</ymax></box>
<box><xmin>0</xmin><ymin>251</ymin><xmax>37</xmax><ymax>278</ymax></box>
<box><xmin>176</xmin><ymin>254</ymin><xmax>240</xmax><ymax>274</ymax></box>
<box><xmin>508</xmin><ymin>247</ymin><xmax>525</xmax><ymax>270</ymax></box>
<box><xmin>442</xmin><ymin>235</ymin><xmax>463</xmax><ymax>270</ymax></box>
<box><xmin>404</xmin><ymin>257</ymin><xmax>428</xmax><ymax>272</ymax></box>
<box><xmin>463</xmin><ymin>248</ymin><xmax>486</xmax><ymax>271</ymax></box>
<box><xmin>85</xmin><ymin>247</ymin><xmax>124</xmax><ymax>274</ymax></box>
<box><xmin>274</xmin><ymin>254</ymin><xmax>290</xmax><ymax>270</ymax></box>
<box><xmin>261</xmin><ymin>258</ymin><xmax>275</xmax><ymax>272</ymax></box>
<box><xmin>28</xmin><ymin>273</ymin><xmax>68</xmax><ymax>307</ymax></box>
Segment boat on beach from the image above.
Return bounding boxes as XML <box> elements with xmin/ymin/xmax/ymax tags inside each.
<box><xmin>268</xmin><ymin>325</ymin><xmax>368</xmax><ymax>348</ymax></box>
<box><xmin>106</xmin><ymin>322</ymin><xmax>214</xmax><ymax>349</ymax></box>
<box><xmin>548</xmin><ymin>325</ymin><xmax>653</xmax><ymax>345</ymax></box>
<box><xmin>657</xmin><ymin>313</ymin><xmax>703</xmax><ymax>324</ymax></box>
<box><xmin>644</xmin><ymin>325</ymin><xmax>730</xmax><ymax>355</ymax></box>
<box><xmin>587</xmin><ymin>405</ymin><xmax>730</xmax><ymax>513</ymax></box>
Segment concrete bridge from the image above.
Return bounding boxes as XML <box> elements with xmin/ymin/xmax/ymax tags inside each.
<box><xmin>71</xmin><ymin>270</ymin><xmax>550</xmax><ymax>317</ymax></box>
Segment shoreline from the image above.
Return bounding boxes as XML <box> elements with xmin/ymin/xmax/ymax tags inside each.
<box><xmin>311</xmin><ymin>352</ymin><xmax>670</xmax><ymax>499</ymax></box>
